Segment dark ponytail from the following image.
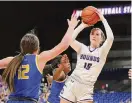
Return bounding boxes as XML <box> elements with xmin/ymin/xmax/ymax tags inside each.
<box><xmin>2</xmin><ymin>53</ymin><xmax>25</xmax><ymax>92</ymax></box>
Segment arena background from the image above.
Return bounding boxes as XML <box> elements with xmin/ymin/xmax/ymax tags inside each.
<box><xmin>0</xmin><ymin>1</ymin><xmax>131</xmax><ymax>103</ymax></box>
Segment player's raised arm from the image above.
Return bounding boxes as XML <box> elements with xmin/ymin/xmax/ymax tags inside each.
<box><xmin>0</xmin><ymin>57</ymin><xmax>14</xmax><ymax>69</ymax></box>
<box><xmin>70</xmin><ymin>21</ymin><xmax>93</xmax><ymax>53</ymax></box>
<box><xmin>38</xmin><ymin>15</ymin><xmax>80</xmax><ymax>65</ymax></box>
<box><xmin>70</xmin><ymin>10</ymin><xmax>93</xmax><ymax>53</ymax></box>
<box><xmin>70</xmin><ymin>22</ymin><xmax>87</xmax><ymax>53</ymax></box>
<box><xmin>97</xmin><ymin>11</ymin><xmax>114</xmax><ymax>58</ymax></box>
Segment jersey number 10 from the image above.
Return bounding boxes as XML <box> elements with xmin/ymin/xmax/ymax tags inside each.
<box><xmin>18</xmin><ymin>64</ymin><xmax>30</xmax><ymax>79</ymax></box>
<box><xmin>84</xmin><ymin>63</ymin><xmax>92</xmax><ymax>70</ymax></box>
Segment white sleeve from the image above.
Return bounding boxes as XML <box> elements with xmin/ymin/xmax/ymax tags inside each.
<box><xmin>70</xmin><ymin>23</ymin><xmax>86</xmax><ymax>53</ymax></box>
<box><xmin>71</xmin><ymin>23</ymin><xmax>86</xmax><ymax>41</ymax></box>
<box><xmin>100</xmin><ymin>19</ymin><xmax>114</xmax><ymax>59</ymax></box>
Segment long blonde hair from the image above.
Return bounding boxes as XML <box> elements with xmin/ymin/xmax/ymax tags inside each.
<box><xmin>2</xmin><ymin>33</ymin><xmax>40</xmax><ymax>93</ymax></box>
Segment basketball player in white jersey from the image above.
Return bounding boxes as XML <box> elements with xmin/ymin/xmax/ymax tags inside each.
<box><xmin>60</xmin><ymin>10</ymin><xmax>114</xmax><ymax>103</ymax></box>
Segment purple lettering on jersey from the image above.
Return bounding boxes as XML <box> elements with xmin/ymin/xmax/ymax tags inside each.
<box><xmin>90</xmin><ymin>56</ymin><xmax>93</xmax><ymax>61</ymax></box>
<box><xmin>80</xmin><ymin>54</ymin><xmax>83</xmax><ymax>59</ymax></box>
<box><xmin>80</xmin><ymin>54</ymin><xmax>100</xmax><ymax>62</ymax></box>
<box><xmin>93</xmin><ymin>56</ymin><xmax>96</xmax><ymax>61</ymax></box>
<box><xmin>97</xmin><ymin>57</ymin><xmax>100</xmax><ymax>62</ymax></box>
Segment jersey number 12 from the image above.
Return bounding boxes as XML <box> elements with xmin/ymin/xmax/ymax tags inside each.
<box><xmin>18</xmin><ymin>64</ymin><xmax>30</xmax><ymax>79</ymax></box>
<box><xmin>84</xmin><ymin>63</ymin><xmax>92</xmax><ymax>70</ymax></box>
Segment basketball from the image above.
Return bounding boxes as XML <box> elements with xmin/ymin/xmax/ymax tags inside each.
<box><xmin>81</xmin><ymin>6</ymin><xmax>100</xmax><ymax>25</ymax></box>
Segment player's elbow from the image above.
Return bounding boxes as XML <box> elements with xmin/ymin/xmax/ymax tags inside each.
<box><xmin>110</xmin><ymin>36</ymin><xmax>114</xmax><ymax>41</ymax></box>
<box><xmin>108</xmin><ymin>33</ymin><xmax>114</xmax><ymax>41</ymax></box>
<box><xmin>53</xmin><ymin>75</ymin><xmax>59</xmax><ymax>81</ymax></box>
<box><xmin>110</xmin><ymin>31</ymin><xmax>114</xmax><ymax>40</ymax></box>
<box><xmin>64</xmin><ymin>69</ymin><xmax>70</xmax><ymax>74</ymax></box>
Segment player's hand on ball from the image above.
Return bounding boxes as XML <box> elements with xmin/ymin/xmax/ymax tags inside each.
<box><xmin>96</xmin><ymin>10</ymin><xmax>105</xmax><ymax>21</ymax></box>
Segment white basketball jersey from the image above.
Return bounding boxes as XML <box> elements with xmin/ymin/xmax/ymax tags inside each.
<box><xmin>71</xmin><ymin>41</ymin><xmax>112</xmax><ymax>85</ymax></box>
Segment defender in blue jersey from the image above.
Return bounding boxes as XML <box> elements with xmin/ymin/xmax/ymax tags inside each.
<box><xmin>0</xmin><ymin>15</ymin><xmax>79</xmax><ymax>103</ymax></box>
<box><xmin>46</xmin><ymin>54</ymin><xmax>71</xmax><ymax>103</ymax></box>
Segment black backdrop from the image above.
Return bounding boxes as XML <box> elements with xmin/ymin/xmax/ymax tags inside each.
<box><xmin>0</xmin><ymin>1</ymin><xmax>130</xmax><ymax>77</ymax></box>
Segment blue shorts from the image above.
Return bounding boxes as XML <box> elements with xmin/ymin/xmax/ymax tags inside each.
<box><xmin>7</xmin><ymin>100</ymin><xmax>35</xmax><ymax>103</ymax></box>
<box><xmin>7</xmin><ymin>97</ymin><xmax>37</xmax><ymax>103</ymax></box>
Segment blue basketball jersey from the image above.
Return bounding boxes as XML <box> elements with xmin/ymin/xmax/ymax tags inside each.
<box><xmin>9</xmin><ymin>54</ymin><xmax>42</xmax><ymax>100</ymax></box>
<box><xmin>48</xmin><ymin>80</ymin><xmax>65</xmax><ymax>103</ymax></box>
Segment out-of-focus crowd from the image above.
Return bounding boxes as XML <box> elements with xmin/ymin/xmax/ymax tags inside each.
<box><xmin>0</xmin><ymin>75</ymin><xmax>9</xmax><ymax>103</ymax></box>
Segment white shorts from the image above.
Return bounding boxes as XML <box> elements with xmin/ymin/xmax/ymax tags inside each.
<box><xmin>60</xmin><ymin>77</ymin><xmax>94</xmax><ymax>103</ymax></box>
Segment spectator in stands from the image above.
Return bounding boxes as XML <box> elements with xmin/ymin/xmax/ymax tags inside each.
<box><xmin>38</xmin><ymin>93</ymin><xmax>46</xmax><ymax>103</ymax></box>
